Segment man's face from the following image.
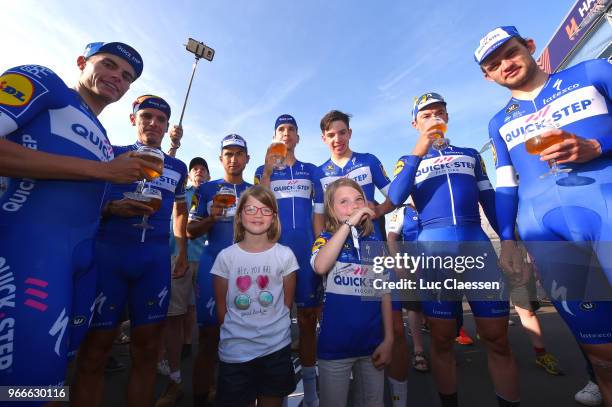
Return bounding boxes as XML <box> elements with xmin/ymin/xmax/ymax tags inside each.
<box><xmin>131</xmin><ymin>108</ymin><xmax>169</xmax><ymax>148</ymax></box>
<box><xmin>220</xmin><ymin>146</ymin><xmax>249</xmax><ymax>177</ymax></box>
<box><xmin>189</xmin><ymin>164</ymin><xmax>210</xmax><ymax>187</ymax></box>
<box><xmin>322</xmin><ymin>120</ymin><xmax>352</xmax><ymax>156</ymax></box>
<box><xmin>481</xmin><ymin>38</ymin><xmax>539</xmax><ymax>90</ymax></box>
<box><xmin>412</xmin><ymin>103</ymin><xmax>448</xmax><ymax>134</ymax></box>
<box><xmin>274</xmin><ymin>124</ymin><xmax>299</xmax><ymax>150</ymax></box>
<box><xmin>77</xmin><ymin>53</ymin><xmax>135</xmax><ymax>103</ymax></box>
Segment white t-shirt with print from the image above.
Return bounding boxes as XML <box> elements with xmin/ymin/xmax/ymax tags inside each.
<box><xmin>211</xmin><ymin>242</ymin><xmax>298</xmax><ymax>363</ymax></box>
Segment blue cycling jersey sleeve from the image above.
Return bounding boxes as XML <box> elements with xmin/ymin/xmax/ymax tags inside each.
<box><xmin>388</xmin><ymin>155</ymin><xmax>421</xmax><ymax>206</ymax></box>
<box><xmin>0</xmin><ymin>65</ymin><xmax>67</xmax><ymax>137</ymax></box>
<box><xmin>368</xmin><ymin>153</ymin><xmax>391</xmax><ymax>197</ymax></box>
<box><xmin>584</xmin><ymin>59</ymin><xmax>612</xmax><ymax>155</ymax></box>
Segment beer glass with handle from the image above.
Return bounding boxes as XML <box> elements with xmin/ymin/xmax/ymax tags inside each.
<box><xmin>524</xmin><ymin>123</ymin><xmax>571</xmax><ymax>178</ymax></box>
<box><xmin>124</xmin><ymin>146</ymin><xmax>165</xmax><ymax>201</ymax></box>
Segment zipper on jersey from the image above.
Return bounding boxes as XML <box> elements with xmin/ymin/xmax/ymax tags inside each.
<box><xmin>439</xmin><ymin>150</ymin><xmax>457</xmax><ymax>225</ymax></box>
<box><xmin>290</xmin><ymin>164</ymin><xmax>296</xmax><ymax>229</ymax></box>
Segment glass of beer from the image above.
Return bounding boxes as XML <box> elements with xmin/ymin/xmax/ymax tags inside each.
<box><xmin>213</xmin><ymin>186</ymin><xmax>237</xmax><ymax>218</ymax></box>
<box><xmin>124</xmin><ymin>146</ymin><xmax>164</xmax><ymax>201</ymax></box>
<box><xmin>269</xmin><ymin>141</ymin><xmax>287</xmax><ymax>170</ymax></box>
<box><xmin>133</xmin><ymin>187</ymin><xmax>162</xmax><ymax>242</ymax></box>
<box><xmin>429</xmin><ymin>117</ymin><xmax>449</xmax><ymax>151</ymax></box>
<box><xmin>524</xmin><ymin>124</ymin><xmax>571</xmax><ymax>178</ymax></box>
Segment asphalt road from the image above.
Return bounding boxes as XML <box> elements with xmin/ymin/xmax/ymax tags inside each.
<box><xmin>70</xmin><ymin>304</ymin><xmax>595</xmax><ymax>407</ymax></box>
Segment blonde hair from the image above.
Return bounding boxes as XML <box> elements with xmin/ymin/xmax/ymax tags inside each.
<box><xmin>234</xmin><ymin>185</ymin><xmax>281</xmax><ymax>243</ymax></box>
<box><xmin>323</xmin><ymin>178</ymin><xmax>374</xmax><ymax>236</ymax></box>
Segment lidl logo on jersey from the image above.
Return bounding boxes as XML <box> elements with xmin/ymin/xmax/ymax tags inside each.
<box><xmin>500</xmin><ymin>86</ymin><xmax>608</xmax><ymax>151</ymax></box>
<box><xmin>393</xmin><ymin>160</ymin><xmax>405</xmax><ymax>176</ymax></box>
<box><xmin>0</xmin><ymin>73</ymin><xmax>34</xmax><ymax>107</ymax></box>
<box><xmin>270</xmin><ymin>179</ymin><xmax>312</xmax><ymax>199</ymax></box>
<box><xmin>0</xmin><ymin>257</ymin><xmax>15</xmax><ymax>370</ymax></box>
<box><xmin>50</xmin><ymin>105</ymin><xmax>114</xmax><ymax>161</ymax></box>
<box><xmin>312</xmin><ymin>237</ymin><xmax>327</xmax><ymax>254</ymax></box>
<box><xmin>415</xmin><ymin>155</ymin><xmax>476</xmax><ymax>184</ymax></box>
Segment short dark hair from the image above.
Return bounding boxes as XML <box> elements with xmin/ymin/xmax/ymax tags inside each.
<box><xmin>320</xmin><ymin>110</ymin><xmax>352</xmax><ymax>132</ymax></box>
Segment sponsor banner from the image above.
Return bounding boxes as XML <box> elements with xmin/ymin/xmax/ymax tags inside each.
<box><xmin>415</xmin><ymin>155</ymin><xmax>476</xmax><ymax>184</ymax></box>
<box><xmin>270</xmin><ymin>179</ymin><xmax>312</xmax><ymax>199</ymax></box>
<box><xmin>320</xmin><ymin>166</ymin><xmax>373</xmax><ymax>190</ymax></box>
<box><xmin>150</xmin><ymin>167</ymin><xmax>182</xmax><ymax>193</ymax></box>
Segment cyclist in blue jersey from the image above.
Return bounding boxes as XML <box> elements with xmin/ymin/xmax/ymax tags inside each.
<box><xmin>0</xmin><ymin>42</ymin><xmax>156</xmax><ymax>392</ymax></box>
<box><xmin>254</xmin><ymin>114</ymin><xmax>320</xmax><ymax>407</ymax></box>
<box><xmin>187</xmin><ymin>134</ymin><xmax>252</xmax><ymax>406</ymax></box>
<box><xmin>476</xmin><ymin>25</ymin><xmax>612</xmax><ymax>404</ymax></box>
<box><xmin>389</xmin><ymin>93</ymin><xmax>519</xmax><ymax>407</ymax></box>
<box><xmin>72</xmin><ymin>95</ymin><xmax>188</xmax><ymax>407</ymax></box>
<box><xmin>313</xmin><ymin>110</ymin><xmax>394</xmax><ymax>238</ymax></box>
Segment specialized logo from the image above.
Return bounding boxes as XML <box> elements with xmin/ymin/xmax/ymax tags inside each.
<box><xmin>312</xmin><ymin>237</ymin><xmax>327</xmax><ymax>254</ymax></box>
<box><xmin>49</xmin><ymin>308</ymin><xmax>69</xmax><ymax>356</ymax></box>
<box><xmin>550</xmin><ymin>280</ymin><xmax>574</xmax><ymax>316</ymax></box>
<box><xmin>0</xmin><ymin>73</ymin><xmax>34</xmax><ymax>107</ymax></box>
<box><xmin>505</xmin><ymin>103</ymin><xmax>519</xmax><ymax>114</ymax></box>
<box><xmin>553</xmin><ymin>79</ymin><xmax>563</xmax><ymax>91</ymax></box>
<box><xmin>158</xmin><ymin>286</ymin><xmax>169</xmax><ymax>308</ymax></box>
<box><xmin>393</xmin><ymin>160</ymin><xmax>405</xmax><ymax>176</ymax></box>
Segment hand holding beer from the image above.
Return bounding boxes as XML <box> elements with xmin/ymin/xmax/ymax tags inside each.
<box><xmin>524</xmin><ymin>123</ymin><xmax>571</xmax><ymax>178</ymax></box>
<box><xmin>428</xmin><ymin>117</ymin><xmax>449</xmax><ymax>151</ymax></box>
<box><xmin>212</xmin><ymin>187</ymin><xmax>237</xmax><ymax>218</ymax></box>
<box><xmin>104</xmin><ymin>152</ymin><xmax>162</xmax><ymax>184</ymax></box>
<box><xmin>268</xmin><ymin>141</ymin><xmax>287</xmax><ymax>170</ymax></box>
<box><xmin>124</xmin><ymin>146</ymin><xmax>165</xmax><ymax>202</ymax></box>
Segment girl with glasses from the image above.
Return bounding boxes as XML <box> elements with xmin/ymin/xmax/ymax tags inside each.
<box><xmin>211</xmin><ymin>184</ymin><xmax>298</xmax><ymax>407</ymax></box>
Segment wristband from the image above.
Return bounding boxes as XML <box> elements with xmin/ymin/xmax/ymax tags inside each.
<box><xmin>344</xmin><ymin>219</ymin><xmax>354</xmax><ymax>227</ymax></box>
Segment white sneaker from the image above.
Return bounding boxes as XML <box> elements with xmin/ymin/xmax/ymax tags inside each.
<box><xmin>574</xmin><ymin>381</ymin><xmax>602</xmax><ymax>406</ymax></box>
<box><xmin>157</xmin><ymin>359</ymin><xmax>170</xmax><ymax>376</ymax></box>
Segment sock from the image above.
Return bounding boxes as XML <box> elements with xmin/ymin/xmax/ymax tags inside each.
<box><xmin>169</xmin><ymin>370</ymin><xmax>181</xmax><ymax>384</ymax></box>
<box><xmin>302</xmin><ymin>366</ymin><xmax>319</xmax><ymax>406</ymax></box>
<box><xmin>497</xmin><ymin>394</ymin><xmax>520</xmax><ymax>406</ymax></box>
<box><xmin>388</xmin><ymin>377</ymin><xmax>408</xmax><ymax>407</ymax></box>
<box><xmin>439</xmin><ymin>392</ymin><xmax>458</xmax><ymax>407</ymax></box>
<box><xmin>534</xmin><ymin>346</ymin><xmax>546</xmax><ymax>355</ymax></box>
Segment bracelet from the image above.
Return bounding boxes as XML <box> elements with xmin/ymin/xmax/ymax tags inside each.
<box><xmin>344</xmin><ymin>219</ymin><xmax>353</xmax><ymax>227</ymax></box>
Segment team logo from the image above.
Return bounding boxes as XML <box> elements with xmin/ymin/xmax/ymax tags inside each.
<box><xmin>253</xmin><ymin>176</ymin><xmax>260</xmax><ymax>185</ymax></box>
<box><xmin>312</xmin><ymin>237</ymin><xmax>327</xmax><ymax>253</ymax></box>
<box><xmin>579</xmin><ymin>302</ymin><xmax>596</xmax><ymax>311</ymax></box>
<box><xmin>553</xmin><ymin>79</ymin><xmax>563</xmax><ymax>91</ymax></box>
<box><xmin>0</xmin><ymin>73</ymin><xmax>34</xmax><ymax>107</ymax></box>
<box><xmin>190</xmin><ymin>194</ymin><xmax>200</xmax><ymax>212</ymax></box>
<box><xmin>393</xmin><ymin>160</ymin><xmax>405</xmax><ymax>176</ymax></box>
<box><xmin>505</xmin><ymin>103</ymin><xmax>519</xmax><ymax>114</ymax></box>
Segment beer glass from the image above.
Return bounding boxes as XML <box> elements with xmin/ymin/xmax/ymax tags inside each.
<box><xmin>429</xmin><ymin>117</ymin><xmax>449</xmax><ymax>151</ymax></box>
<box><xmin>124</xmin><ymin>146</ymin><xmax>164</xmax><ymax>201</ymax></box>
<box><xmin>213</xmin><ymin>186</ymin><xmax>237</xmax><ymax>218</ymax></box>
<box><xmin>134</xmin><ymin>187</ymin><xmax>162</xmax><ymax>242</ymax></box>
<box><xmin>269</xmin><ymin>142</ymin><xmax>287</xmax><ymax>170</ymax></box>
<box><xmin>524</xmin><ymin>124</ymin><xmax>571</xmax><ymax>178</ymax></box>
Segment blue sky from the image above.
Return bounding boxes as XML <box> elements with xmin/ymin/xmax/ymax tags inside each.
<box><xmin>4</xmin><ymin>0</ymin><xmax>576</xmax><ymax>190</ymax></box>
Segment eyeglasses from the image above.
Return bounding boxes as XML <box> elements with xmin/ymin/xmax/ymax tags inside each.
<box><xmin>243</xmin><ymin>205</ymin><xmax>274</xmax><ymax>216</ymax></box>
